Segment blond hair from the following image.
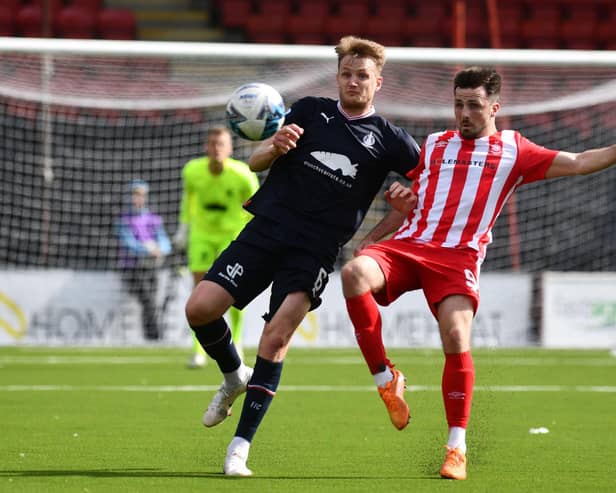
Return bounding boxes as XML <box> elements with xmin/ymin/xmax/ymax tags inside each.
<box><xmin>335</xmin><ymin>36</ymin><xmax>386</xmax><ymax>73</ymax></box>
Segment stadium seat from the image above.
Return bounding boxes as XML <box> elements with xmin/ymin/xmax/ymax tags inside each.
<box><xmin>285</xmin><ymin>0</ymin><xmax>329</xmax><ymax>44</ymax></box>
<box><xmin>496</xmin><ymin>4</ymin><xmax>522</xmax><ymax>45</ymax></box>
<box><xmin>15</xmin><ymin>5</ymin><xmax>47</xmax><ymax>37</ymax></box>
<box><xmin>55</xmin><ymin>6</ymin><xmax>97</xmax><ymax>39</ymax></box>
<box><xmin>3</xmin><ymin>0</ymin><xmax>21</xmax><ymax>9</ymax></box>
<box><xmin>257</xmin><ymin>0</ymin><xmax>292</xmax><ymax>16</ymax></box>
<box><xmin>464</xmin><ymin>5</ymin><xmax>489</xmax><ymax>48</ymax></box>
<box><xmin>97</xmin><ymin>8</ymin><xmax>137</xmax><ymax>40</ymax></box>
<box><xmin>595</xmin><ymin>3</ymin><xmax>616</xmax><ymax>44</ymax></box>
<box><xmin>520</xmin><ymin>4</ymin><xmax>562</xmax><ymax>48</ymax></box>
<box><xmin>216</xmin><ymin>0</ymin><xmax>252</xmax><ymax>29</ymax></box>
<box><xmin>407</xmin><ymin>34</ymin><xmax>448</xmax><ymax>48</ymax></box>
<box><xmin>335</xmin><ymin>0</ymin><xmax>371</xmax><ymax>19</ymax></box>
<box><xmin>29</xmin><ymin>0</ymin><xmax>64</xmax><ymax>18</ymax></box>
<box><xmin>245</xmin><ymin>13</ymin><xmax>287</xmax><ymax>44</ymax></box>
<box><xmin>286</xmin><ymin>4</ymin><xmax>327</xmax><ymax>46</ymax></box>
<box><xmin>323</xmin><ymin>15</ymin><xmax>366</xmax><ymax>45</ymax></box>
<box><xmin>559</xmin><ymin>6</ymin><xmax>597</xmax><ymax>48</ymax></box>
<box><xmin>69</xmin><ymin>0</ymin><xmax>104</xmax><ymax>11</ymax></box>
<box><xmin>364</xmin><ymin>4</ymin><xmax>406</xmax><ymax>46</ymax></box>
<box><xmin>0</xmin><ymin>6</ymin><xmax>15</xmax><ymax>36</ymax></box>
<box><xmin>403</xmin><ymin>4</ymin><xmax>451</xmax><ymax>41</ymax></box>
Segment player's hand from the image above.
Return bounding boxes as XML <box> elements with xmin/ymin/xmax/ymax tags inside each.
<box><xmin>272</xmin><ymin>124</ymin><xmax>304</xmax><ymax>154</ymax></box>
<box><xmin>172</xmin><ymin>223</ymin><xmax>189</xmax><ymax>250</ymax></box>
<box><xmin>384</xmin><ymin>181</ymin><xmax>416</xmax><ymax>214</ymax></box>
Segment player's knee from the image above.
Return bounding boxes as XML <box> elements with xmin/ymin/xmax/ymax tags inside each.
<box><xmin>185</xmin><ymin>293</ymin><xmax>217</xmax><ymax>327</ymax></box>
<box><xmin>341</xmin><ymin>257</ymin><xmax>374</xmax><ymax>296</ymax></box>
<box><xmin>441</xmin><ymin>326</ymin><xmax>471</xmax><ymax>353</ymax></box>
<box><xmin>260</xmin><ymin>330</ymin><xmax>290</xmax><ymax>356</ymax></box>
<box><xmin>341</xmin><ymin>258</ymin><xmax>363</xmax><ymax>287</ymax></box>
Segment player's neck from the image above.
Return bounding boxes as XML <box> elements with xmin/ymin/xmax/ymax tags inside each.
<box><xmin>208</xmin><ymin>160</ymin><xmax>224</xmax><ymax>175</ymax></box>
<box><xmin>337</xmin><ymin>100</ymin><xmax>375</xmax><ymax>119</ymax></box>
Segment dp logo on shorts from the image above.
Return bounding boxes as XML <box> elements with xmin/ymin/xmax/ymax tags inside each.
<box><xmin>226</xmin><ymin>263</ymin><xmax>244</xmax><ymax>280</ymax></box>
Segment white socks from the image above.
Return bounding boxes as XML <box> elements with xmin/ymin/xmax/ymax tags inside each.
<box><xmin>447</xmin><ymin>426</ymin><xmax>467</xmax><ymax>454</ymax></box>
<box><xmin>374</xmin><ymin>367</ymin><xmax>394</xmax><ymax>388</ymax></box>
<box><xmin>228</xmin><ymin>436</ymin><xmax>250</xmax><ymax>457</ymax></box>
<box><xmin>224</xmin><ymin>363</ymin><xmax>250</xmax><ymax>386</ymax></box>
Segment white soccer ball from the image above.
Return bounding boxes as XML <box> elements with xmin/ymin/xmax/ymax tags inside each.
<box><xmin>226</xmin><ymin>83</ymin><xmax>286</xmax><ymax>141</ymax></box>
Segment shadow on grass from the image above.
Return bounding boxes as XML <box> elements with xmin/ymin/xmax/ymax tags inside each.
<box><xmin>0</xmin><ymin>469</ymin><xmax>436</xmax><ymax>480</ymax></box>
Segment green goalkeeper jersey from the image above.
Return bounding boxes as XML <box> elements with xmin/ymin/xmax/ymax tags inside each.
<box><xmin>179</xmin><ymin>157</ymin><xmax>259</xmax><ymax>239</ymax></box>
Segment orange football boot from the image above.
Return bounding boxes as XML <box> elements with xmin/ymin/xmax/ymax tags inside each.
<box><xmin>377</xmin><ymin>367</ymin><xmax>410</xmax><ymax>430</ymax></box>
<box><xmin>440</xmin><ymin>446</ymin><xmax>467</xmax><ymax>480</ymax></box>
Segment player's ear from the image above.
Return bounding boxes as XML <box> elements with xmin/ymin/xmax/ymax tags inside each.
<box><xmin>490</xmin><ymin>101</ymin><xmax>501</xmax><ymax>117</ymax></box>
<box><xmin>375</xmin><ymin>76</ymin><xmax>383</xmax><ymax>91</ymax></box>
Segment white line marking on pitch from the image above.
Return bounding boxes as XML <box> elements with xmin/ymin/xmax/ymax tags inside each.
<box><xmin>0</xmin><ymin>384</ymin><xmax>615</xmax><ymax>393</ymax></box>
<box><xmin>1</xmin><ymin>355</ymin><xmax>615</xmax><ymax>367</ymax></box>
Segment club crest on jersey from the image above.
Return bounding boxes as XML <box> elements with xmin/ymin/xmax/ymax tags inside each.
<box><xmin>489</xmin><ymin>142</ymin><xmax>503</xmax><ymax>154</ymax></box>
<box><xmin>362</xmin><ymin>131</ymin><xmax>376</xmax><ymax>148</ymax></box>
<box><xmin>310</xmin><ymin>151</ymin><xmax>358</xmax><ymax>178</ymax></box>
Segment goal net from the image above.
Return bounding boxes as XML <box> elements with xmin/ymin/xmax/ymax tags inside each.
<box><xmin>0</xmin><ymin>38</ymin><xmax>615</xmax><ymax>343</ymax></box>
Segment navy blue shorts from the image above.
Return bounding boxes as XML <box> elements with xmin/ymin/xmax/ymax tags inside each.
<box><xmin>204</xmin><ymin>217</ymin><xmax>334</xmax><ymax>320</ymax></box>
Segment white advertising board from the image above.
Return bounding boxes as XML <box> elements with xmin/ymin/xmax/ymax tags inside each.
<box><xmin>541</xmin><ymin>272</ymin><xmax>616</xmax><ymax>348</ymax></box>
<box><xmin>0</xmin><ymin>269</ymin><xmax>533</xmax><ymax>348</ymax></box>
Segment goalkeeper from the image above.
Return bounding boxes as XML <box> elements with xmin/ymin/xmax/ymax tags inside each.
<box><xmin>173</xmin><ymin>126</ymin><xmax>259</xmax><ymax>368</ymax></box>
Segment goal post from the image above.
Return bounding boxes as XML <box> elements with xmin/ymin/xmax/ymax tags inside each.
<box><xmin>1</xmin><ymin>36</ymin><xmax>615</xmax><ymax>274</ymax></box>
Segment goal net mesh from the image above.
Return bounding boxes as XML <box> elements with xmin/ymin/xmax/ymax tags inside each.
<box><xmin>1</xmin><ymin>40</ymin><xmax>615</xmax><ymax>275</ymax></box>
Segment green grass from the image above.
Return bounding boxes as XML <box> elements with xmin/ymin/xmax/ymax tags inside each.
<box><xmin>1</xmin><ymin>347</ymin><xmax>615</xmax><ymax>492</ymax></box>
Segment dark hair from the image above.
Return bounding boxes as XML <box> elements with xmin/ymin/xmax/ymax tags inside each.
<box><xmin>454</xmin><ymin>66</ymin><xmax>501</xmax><ymax>99</ymax></box>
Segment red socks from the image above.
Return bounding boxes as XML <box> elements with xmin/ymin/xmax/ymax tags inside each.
<box><xmin>346</xmin><ymin>292</ymin><xmax>390</xmax><ymax>374</ymax></box>
<box><xmin>442</xmin><ymin>351</ymin><xmax>475</xmax><ymax>428</ymax></box>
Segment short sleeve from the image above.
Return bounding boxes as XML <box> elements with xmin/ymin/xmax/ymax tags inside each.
<box><xmin>516</xmin><ymin>134</ymin><xmax>559</xmax><ymax>184</ymax></box>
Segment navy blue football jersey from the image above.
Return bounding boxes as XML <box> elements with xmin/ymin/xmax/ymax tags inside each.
<box><xmin>244</xmin><ymin>96</ymin><xmax>420</xmax><ymax>257</ymax></box>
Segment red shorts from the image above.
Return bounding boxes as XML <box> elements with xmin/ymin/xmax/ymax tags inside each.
<box><xmin>360</xmin><ymin>239</ymin><xmax>481</xmax><ymax>318</ymax></box>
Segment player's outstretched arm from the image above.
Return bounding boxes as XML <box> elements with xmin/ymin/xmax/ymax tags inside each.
<box><xmin>546</xmin><ymin>144</ymin><xmax>616</xmax><ymax>179</ymax></box>
<box><xmin>248</xmin><ymin>124</ymin><xmax>304</xmax><ymax>172</ymax></box>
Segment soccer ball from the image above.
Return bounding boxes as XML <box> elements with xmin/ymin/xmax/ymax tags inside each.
<box><xmin>226</xmin><ymin>83</ymin><xmax>286</xmax><ymax>141</ymax></box>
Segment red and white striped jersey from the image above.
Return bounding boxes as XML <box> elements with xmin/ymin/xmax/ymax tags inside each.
<box><xmin>394</xmin><ymin>129</ymin><xmax>558</xmax><ymax>260</ymax></box>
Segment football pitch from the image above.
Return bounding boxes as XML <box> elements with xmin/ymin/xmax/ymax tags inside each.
<box><xmin>1</xmin><ymin>347</ymin><xmax>615</xmax><ymax>493</ymax></box>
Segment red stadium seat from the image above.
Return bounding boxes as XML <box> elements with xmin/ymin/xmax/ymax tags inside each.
<box><xmin>520</xmin><ymin>4</ymin><xmax>562</xmax><ymax>48</ymax></box>
<box><xmin>493</xmin><ymin>3</ymin><xmax>524</xmax><ymax>48</ymax></box>
<box><xmin>69</xmin><ymin>0</ymin><xmax>104</xmax><ymax>11</ymax></box>
<box><xmin>364</xmin><ymin>4</ymin><xmax>406</xmax><ymax>46</ymax></box>
<box><xmin>15</xmin><ymin>5</ymin><xmax>46</xmax><ymax>37</ymax></box>
<box><xmin>55</xmin><ymin>6</ymin><xmax>97</xmax><ymax>39</ymax></box>
<box><xmin>0</xmin><ymin>6</ymin><xmax>15</xmax><ymax>36</ymax></box>
<box><xmin>595</xmin><ymin>3</ymin><xmax>616</xmax><ymax>44</ymax></box>
<box><xmin>464</xmin><ymin>5</ymin><xmax>489</xmax><ymax>48</ymax></box>
<box><xmin>560</xmin><ymin>6</ymin><xmax>597</xmax><ymax>47</ymax></box>
<box><xmin>245</xmin><ymin>13</ymin><xmax>287</xmax><ymax>43</ymax></box>
<box><xmin>286</xmin><ymin>4</ymin><xmax>327</xmax><ymax>46</ymax></box>
<box><xmin>323</xmin><ymin>15</ymin><xmax>366</xmax><ymax>45</ymax></box>
<box><xmin>257</xmin><ymin>0</ymin><xmax>292</xmax><ymax>16</ymax></box>
<box><xmin>335</xmin><ymin>0</ymin><xmax>371</xmax><ymax>18</ymax></box>
<box><xmin>216</xmin><ymin>0</ymin><xmax>252</xmax><ymax>29</ymax></box>
<box><xmin>29</xmin><ymin>0</ymin><xmax>64</xmax><ymax>18</ymax></box>
<box><xmin>408</xmin><ymin>35</ymin><xmax>448</xmax><ymax>48</ymax></box>
<box><xmin>403</xmin><ymin>3</ymin><xmax>451</xmax><ymax>41</ymax></box>
<box><xmin>97</xmin><ymin>8</ymin><xmax>137</xmax><ymax>40</ymax></box>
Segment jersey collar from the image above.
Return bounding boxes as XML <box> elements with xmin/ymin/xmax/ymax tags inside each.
<box><xmin>337</xmin><ymin>101</ymin><xmax>376</xmax><ymax>120</ymax></box>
